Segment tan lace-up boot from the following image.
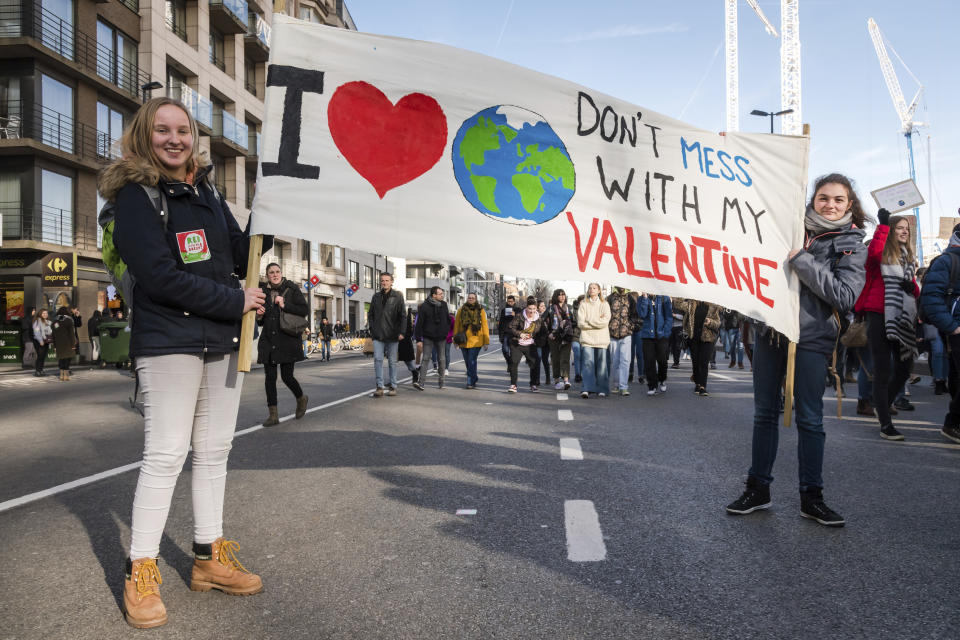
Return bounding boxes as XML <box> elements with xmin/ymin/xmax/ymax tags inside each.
<box><xmin>190</xmin><ymin>537</ymin><xmax>263</xmax><ymax>596</ymax></box>
<box><xmin>123</xmin><ymin>557</ymin><xmax>168</xmax><ymax>628</ymax></box>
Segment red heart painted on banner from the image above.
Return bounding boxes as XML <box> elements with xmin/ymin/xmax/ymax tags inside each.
<box><xmin>327</xmin><ymin>81</ymin><xmax>447</xmax><ymax>199</ymax></box>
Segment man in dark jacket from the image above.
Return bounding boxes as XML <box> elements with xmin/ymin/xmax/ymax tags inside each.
<box><xmin>920</xmin><ymin>223</ymin><xmax>960</xmax><ymax>444</ymax></box>
<box><xmin>497</xmin><ymin>295</ymin><xmax>521</xmax><ymax>364</ymax></box>
<box><xmin>413</xmin><ymin>286</ymin><xmax>450</xmax><ymax>390</ymax></box>
<box><xmin>319</xmin><ymin>317</ymin><xmax>333</xmax><ymax>361</ymax></box>
<box><xmin>367</xmin><ymin>272</ymin><xmax>406</xmax><ymax>396</ymax></box>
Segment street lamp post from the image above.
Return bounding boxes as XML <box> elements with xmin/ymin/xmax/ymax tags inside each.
<box><xmin>750</xmin><ymin>108</ymin><xmax>794</xmax><ymax>134</ymax></box>
<box><xmin>141</xmin><ymin>81</ymin><xmax>163</xmax><ymax>103</ymax></box>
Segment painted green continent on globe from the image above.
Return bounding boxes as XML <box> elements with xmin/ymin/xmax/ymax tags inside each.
<box><xmin>452</xmin><ymin>106</ymin><xmax>575</xmax><ymax>225</ymax></box>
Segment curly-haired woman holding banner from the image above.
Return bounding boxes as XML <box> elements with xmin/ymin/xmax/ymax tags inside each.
<box><xmin>726</xmin><ymin>173</ymin><xmax>867</xmax><ymax>527</ymax></box>
<box><xmin>100</xmin><ymin>97</ymin><xmax>268</xmax><ymax>627</ymax></box>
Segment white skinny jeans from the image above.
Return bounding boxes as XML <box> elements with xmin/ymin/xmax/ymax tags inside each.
<box><xmin>129</xmin><ymin>352</ymin><xmax>243</xmax><ymax>560</ymax></box>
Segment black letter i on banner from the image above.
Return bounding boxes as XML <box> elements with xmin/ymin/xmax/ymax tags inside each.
<box><xmin>261</xmin><ymin>65</ymin><xmax>325</xmax><ymax>179</ymax></box>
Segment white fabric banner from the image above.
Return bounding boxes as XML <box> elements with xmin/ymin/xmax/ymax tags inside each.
<box><xmin>252</xmin><ymin>16</ymin><xmax>809</xmax><ymax>340</ymax></box>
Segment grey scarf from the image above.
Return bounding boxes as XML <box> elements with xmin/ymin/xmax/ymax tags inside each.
<box><xmin>804</xmin><ymin>205</ymin><xmax>853</xmax><ymax>237</ymax></box>
<box><xmin>880</xmin><ymin>245</ymin><xmax>917</xmax><ymax>362</ymax></box>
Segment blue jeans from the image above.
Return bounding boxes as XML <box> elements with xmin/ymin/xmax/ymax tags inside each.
<box><xmin>461</xmin><ymin>346</ymin><xmax>481</xmax><ymax>385</ymax></box>
<box><xmin>500</xmin><ymin>338</ymin><xmax>511</xmax><ymax>363</ymax></box>
<box><xmin>373</xmin><ymin>340</ymin><xmax>399</xmax><ymax>389</ymax></box>
<box><xmin>320</xmin><ymin>339</ymin><xmax>330</xmax><ymax>360</ymax></box>
<box><xmin>929</xmin><ymin>332</ymin><xmax>948</xmax><ymax>380</ymax></box>
<box><xmin>571</xmin><ymin>341</ymin><xmax>582</xmax><ymax>377</ymax></box>
<box><xmin>749</xmin><ymin>338</ymin><xmax>828</xmax><ymax>491</ymax></box>
<box><xmin>724</xmin><ymin>328</ymin><xmax>744</xmax><ymax>365</ymax></box>
<box><xmin>580</xmin><ymin>346</ymin><xmax>609</xmax><ymax>394</ymax></box>
<box><xmin>608</xmin><ymin>335</ymin><xmax>632</xmax><ymax>391</ymax></box>
<box><xmin>629</xmin><ymin>330</ymin><xmax>644</xmax><ymax>379</ymax></box>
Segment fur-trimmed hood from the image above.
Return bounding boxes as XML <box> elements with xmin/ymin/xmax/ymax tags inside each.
<box><xmin>98</xmin><ymin>150</ymin><xmax>213</xmax><ymax>203</ymax></box>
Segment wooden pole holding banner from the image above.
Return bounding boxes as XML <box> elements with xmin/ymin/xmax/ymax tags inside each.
<box><xmin>237</xmin><ymin>234</ymin><xmax>263</xmax><ymax>373</ymax></box>
<box><xmin>783</xmin><ymin>123</ymin><xmax>811</xmax><ymax>427</ymax></box>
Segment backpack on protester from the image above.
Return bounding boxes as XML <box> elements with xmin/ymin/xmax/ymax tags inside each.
<box><xmin>98</xmin><ymin>185</ymin><xmax>169</xmax><ymax>305</ymax></box>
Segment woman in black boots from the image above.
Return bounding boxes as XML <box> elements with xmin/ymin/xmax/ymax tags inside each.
<box><xmin>257</xmin><ymin>262</ymin><xmax>310</xmax><ymax>426</ymax></box>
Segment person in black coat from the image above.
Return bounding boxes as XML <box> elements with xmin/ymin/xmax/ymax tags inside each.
<box><xmin>257</xmin><ymin>262</ymin><xmax>309</xmax><ymax>426</ymax></box>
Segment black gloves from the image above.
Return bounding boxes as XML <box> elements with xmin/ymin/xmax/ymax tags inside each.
<box><xmin>900</xmin><ymin>280</ymin><xmax>915</xmax><ymax>294</ymax></box>
<box><xmin>878</xmin><ymin>208</ymin><xmax>891</xmax><ymax>226</ymax></box>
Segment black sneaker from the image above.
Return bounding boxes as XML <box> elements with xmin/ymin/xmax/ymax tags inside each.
<box><xmin>880</xmin><ymin>424</ymin><xmax>905</xmax><ymax>441</ymax></box>
<box><xmin>575</xmin><ymin>374</ymin><xmax>583</xmax><ymax>383</ymax></box>
<box><xmin>412</xmin><ymin>381</ymin><xmax>425</xmax><ymax>391</ymax></box>
<box><xmin>726</xmin><ymin>479</ymin><xmax>771</xmax><ymax>515</ymax></box>
<box><xmin>940</xmin><ymin>424</ymin><xmax>960</xmax><ymax>444</ymax></box>
<box><xmin>893</xmin><ymin>397</ymin><xmax>915</xmax><ymax>411</ymax></box>
<box><xmin>411</xmin><ymin>370</ymin><xmax>420</xmax><ymax>384</ymax></box>
<box><xmin>800</xmin><ymin>492</ymin><xmax>845</xmax><ymax>527</ymax></box>
<box><xmin>698</xmin><ymin>388</ymin><xmax>710</xmax><ymax>397</ymax></box>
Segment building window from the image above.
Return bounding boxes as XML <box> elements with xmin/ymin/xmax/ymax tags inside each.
<box><xmin>0</xmin><ymin>172</ymin><xmax>21</xmax><ymax>242</ymax></box>
<box><xmin>298</xmin><ymin>7</ymin><xmax>312</xmax><ymax>21</ymax></box>
<box><xmin>209</xmin><ymin>28</ymin><xmax>225</xmax><ymax>71</ymax></box>
<box><xmin>96</xmin><ymin>20</ymin><xmax>138</xmax><ymax>96</ymax></box>
<box><xmin>333</xmin><ymin>247</ymin><xmax>342</xmax><ymax>270</ymax></box>
<box><xmin>244</xmin><ymin>58</ymin><xmax>257</xmax><ymax>96</ymax></box>
<box><xmin>310</xmin><ymin>241</ymin><xmax>319</xmax><ymax>265</ymax></box>
<box><xmin>41</xmin><ymin>169</ymin><xmax>73</xmax><ymax>246</ymax></box>
<box><xmin>40</xmin><ymin>0</ymin><xmax>74</xmax><ymax>60</ymax></box>
<box><xmin>363</xmin><ymin>265</ymin><xmax>373</xmax><ymax>289</ymax></box>
<box><xmin>41</xmin><ymin>74</ymin><xmax>73</xmax><ymax>153</ymax></box>
<box><xmin>166</xmin><ymin>0</ymin><xmax>187</xmax><ymax>41</ymax></box>
<box><xmin>96</xmin><ymin>102</ymin><xmax>124</xmax><ymax>159</ymax></box>
<box><xmin>245</xmin><ymin>171</ymin><xmax>255</xmax><ymax>209</ymax></box>
<box><xmin>166</xmin><ymin>67</ymin><xmax>186</xmax><ymax>101</ymax></box>
<box><xmin>348</xmin><ymin>260</ymin><xmax>358</xmax><ymax>285</ymax></box>
<box><xmin>211</xmin><ymin>152</ymin><xmax>227</xmax><ymax>199</ymax></box>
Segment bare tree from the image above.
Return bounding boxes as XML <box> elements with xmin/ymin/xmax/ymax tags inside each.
<box><xmin>531</xmin><ymin>279</ymin><xmax>551</xmax><ymax>303</ymax></box>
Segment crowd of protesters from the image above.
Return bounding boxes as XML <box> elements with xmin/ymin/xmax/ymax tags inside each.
<box><xmin>38</xmin><ymin>92</ymin><xmax>960</xmax><ymax>629</ymax></box>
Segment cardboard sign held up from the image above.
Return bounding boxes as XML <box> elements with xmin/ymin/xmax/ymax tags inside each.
<box><xmin>871</xmin><ymin>179</ymin><xmax>925</xmax><ymax>215</ymax></box>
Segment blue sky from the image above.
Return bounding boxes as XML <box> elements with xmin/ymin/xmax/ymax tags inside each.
<box><xmin>347</xmin><ymin>0</ymin><xmax>958</xmax><ymax>243</ymax></box>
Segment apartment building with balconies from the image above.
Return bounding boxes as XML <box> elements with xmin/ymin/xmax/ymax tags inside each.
<box><xmin>0</xmin><ymin>0</ymin><xmax>359</xmax><ymax>365</ymax></box>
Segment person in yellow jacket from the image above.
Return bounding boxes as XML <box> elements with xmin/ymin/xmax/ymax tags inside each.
<box><xmin>453</xmin><ymin>292</ymin><xmax>490</xmax><ymax>389</ymax></box>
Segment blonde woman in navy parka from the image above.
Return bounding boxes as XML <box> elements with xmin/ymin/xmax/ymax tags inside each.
<box><xmin>99</xmin><ymin>97</ymin><xmax>271</xmax><ymax>628</ymax></box>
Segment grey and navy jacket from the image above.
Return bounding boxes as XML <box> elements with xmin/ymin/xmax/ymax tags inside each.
<box><xmin>780</xmin><ymin>224</ymin><xmax>867</xmax><ymax>355</ymax></box>
<box><xmin>101</xmin><ymin>156</ymin><xmax>270</xmax><ymax>358</ymax></box>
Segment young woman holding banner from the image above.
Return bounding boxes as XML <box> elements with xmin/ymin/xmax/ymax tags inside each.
<box><xmin>726</xmin><ymin>173</ymin><xmax>867</xmax><ymax>527</ymax></box>
<box><xmin>100</xmin><ymin>97</ymin><xmax>268</xmax><ymax>628</ymax></box>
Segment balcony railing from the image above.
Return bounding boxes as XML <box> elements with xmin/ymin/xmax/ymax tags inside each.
<box><xmin>0</xmin><ymin>100</ymin><xmax>108</xmax><ymax>164</ymax></box>
<box><xmin>0</xmin><ymin>203</ymin><xmax>101</xmax><ymax>250</ymax></box>
<box><xmin>209</xmin><ymin>0</ymin><xmax>248</xmax><ymax>34</ymax></box>
<box><xmin>244</xmin><ymin>76</ymin><xmax>257</xmax><ymax>96</ymax></box>
<box><xmin>174</xmin><ymin>84</ymin><xmax>213</xmax><ymax>130</ymax></box>
<box><xmin>213</xmin><ymin>109</ymin><xmax>248</xmax><ymax>151</ymax></box>
<box><xmin>165</xmin><ymin>4</ymin><xmax>187</xmax><ymax>42</ymax></box>
<box><xmin>249</xmin><ymin>12</ymin><xmax>269</xmax><ymax>48</ymax></box>
<box><xmin>119</xmin><ymin>0</ymin><xmax>139</xmax><ymax>13</ymax></box>
<box><xmin>0</xmin><ymin>4</ymin><xmax>151</xmax><ymax>101</ymax></box>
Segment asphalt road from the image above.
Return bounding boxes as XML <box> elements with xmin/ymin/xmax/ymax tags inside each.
<box><xmin>1</xmin><ymin>345</ymin><xmax>958</xmax><ymax>639</ymax></box>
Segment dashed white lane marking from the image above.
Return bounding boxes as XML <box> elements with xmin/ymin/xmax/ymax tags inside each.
<box><xmin>1</xmin><ymin>350</ymin><xmax>505</xmax><ymax>514</ymax></box>
<box><xmin>557</xmin><ymin>409</ymin><xmax>574</xmax><ymax>421</ymax></box>
<box><xmin>564</xmin><ymin>500</ymin><xmax>607</xmax><ymax>561</ymax></box>
<box><xmin>557</xmin><ymin>393</ymin><xmax>568</xmax><ymax>401</ymax></box>
<box><xmin>559</xmin><ymin>438</ymin><xmax>583</xmax><ymax>460</ymax></box>
<box><xmin>708</xmin><ymin>372</ymin><xmax>737</xmax><ymax>381</ymax></box>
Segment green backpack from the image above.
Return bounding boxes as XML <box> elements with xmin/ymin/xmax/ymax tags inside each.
<box><xmin>97</xmin><ymin>184</ymin><xmax>169</xmax><ymax>305</ymax></box>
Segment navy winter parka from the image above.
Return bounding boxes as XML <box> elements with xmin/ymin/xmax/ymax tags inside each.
<box><xmin>106</xmin><ymin>160</ymin><xmax>271</xmax><ymax>358</ymax></box>
<box><xmin>920</xmin><ymin>246</ymin><xmax>960</xmax><ymax>334</ymax></box>
<box><xmin>636</xmin><ymin>295</ymin><xmax>673</xmax><ymax>340</ymax></box>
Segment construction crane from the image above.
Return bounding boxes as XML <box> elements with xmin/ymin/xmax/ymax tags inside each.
<box><xmin>779</xmin><ymin>0</ymin><xmax>801</xmax><ymax>135</ymax></box>
<box><xmin>867</xmin><ymin>17</ymin><xmax>926</xmax><ymax>262</ymax></box>
<box><xmin>725</xmin><ymin>0</ymin><xmax>778</xmax><ymax>132</ymax></box>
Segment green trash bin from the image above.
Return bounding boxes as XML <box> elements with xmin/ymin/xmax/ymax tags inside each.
<box><xmin>99</xmin><ymin>321</ymin><xmax>131</xmax><ymax>366</ymax></box>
